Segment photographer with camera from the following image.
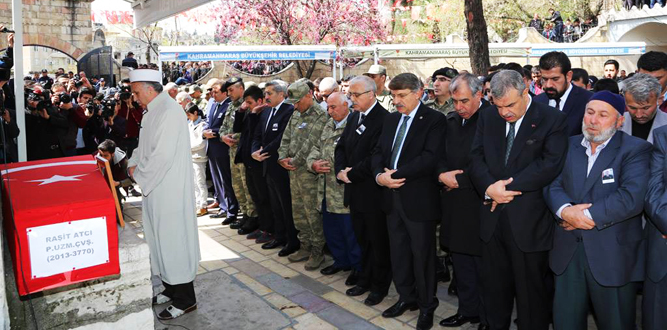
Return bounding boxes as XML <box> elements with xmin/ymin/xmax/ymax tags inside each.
<box><xmin>0</xmin><ymin>29</ymin><xmax>18</xmax><ymax>163</ymax></box>
<box><xmin>25</xmin><ymin>87</ymin><xmax>69</xmax><ymax>160</ymax></box>
<box><xmin>116</xmin><ymin>85</ymin><xmax>143</xmax><ymax>158</ymax></box>
<box><xmin>84</xmin><ymin>95</ymin><xmax>126</xmax><ymax>148</ymax></box>
<box><xmin>57</xmin><ymin>87</ymin><xmax>95</xmax><ymax>155</ymax></box>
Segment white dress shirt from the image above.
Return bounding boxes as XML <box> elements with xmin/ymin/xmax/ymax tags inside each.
<box><xmin>390</xmin><ymin>102</ymin><xmax>420</xmax><ymax>169</ymax></box>
<box><xmin>548</xmin><ymin>83</ymin><xmax>573</xmax><ymax>111</ymax></box>
<box><xmin>359</xmin><ymin>101</ymin><xmax>377</xmax><ymax>125</ymax></box>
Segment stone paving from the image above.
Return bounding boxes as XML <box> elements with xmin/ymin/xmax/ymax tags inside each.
<box><xmin>120</xmin><ymin>193</ymin><xmax>606</xmax><ymax>330</ymax></box>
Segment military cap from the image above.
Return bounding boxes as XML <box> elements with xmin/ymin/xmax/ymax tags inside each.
<box><xmin>285</xmin><ymin>80</ymin><xmax>311</xmax><ymax>104</ymax></box>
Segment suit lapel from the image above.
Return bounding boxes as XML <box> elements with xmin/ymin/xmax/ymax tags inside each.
<box><xmin>507</xmin><ymin>102</ymin><xmax>543</xmax><ymax>166</ymax></box>
<box><xmin>562</xmin><ymin>84</ymin><xmax>576</xmax><ymax>115</ymax></box>
<box><xmin>581</xmin><ymin>131</ymin><xmax>622</xmax><ymax>196</ymax></box>
<box><xmin>399</xmin><ymin>105</ymin><xmax>427</xmax><ymax>156</ymax></box>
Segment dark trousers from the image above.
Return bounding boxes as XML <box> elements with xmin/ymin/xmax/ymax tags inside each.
<box><xmin>387</xmin><ymin>192</ymin><xmax>438</xmax><ymax>312</ymax></box>
<box><xmin>554</xmin><ymin>22</ymin><xmax>564</xmax><ymax>42</ymax></box>
<box><xmin>644</xmin><ymin>274</ymin><xmax>667</xmax><ymax>330</ymax></box>
<box><xmin>209</xmin><ymin>153</ymin><xmax>238</xmax><ymax>216</ymax></box>
<box><xmin>245</xmin><ymin>164</ymin><xmax>273</xmax><ymax>233</ymax></box>
<box><xmin>482</xmin><ymin>213</ymin><xmax>551</xmax><ymax>330</ymax></box>
<box><xmin>554</xmin><ymin>243</ymin><xmax>638</xmax><ymax>330</ymax></box>
<box><xmin>266</xmin><ymin>168</ymin><xmax>299</xmax><ymax>247</ymax></box>
<box><xmin>162</xmin><ymin>280</ymin><xmax>196</xmax><ymax>310</ymax></box>
<box><xmin>350</xmin><ymin>208</ymin><xmax>392</xmax><ymax>295</ymax></box>
<box><xmin>322</xmin><ymin>199</ymin><xmax>362</xmax><ymax>270</ymax></box>
<box><xmin>452</xmin><ymin>252</ymin><xmax>486</xmax><ymax>323</ymax></box>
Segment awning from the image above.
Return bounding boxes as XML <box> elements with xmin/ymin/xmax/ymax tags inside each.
<box><xmin>125</xmin><ymin>0</ymin><xmax>215</xmax><ymax>28</ymax></box>
<box><xmin>529</xmin><ymin>42</ymin><xmax>646</xmax><ymax>57</ymax></box>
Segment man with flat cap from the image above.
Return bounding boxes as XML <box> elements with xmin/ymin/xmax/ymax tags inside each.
<box><xmin>127</xmin><ymin>69</ymin><xmax>201</xmax><ymax>320</ymax></box>
<box><xmin>545</xmin><ymin>90</ymin><xmax>651</xmax><ymax>330</ymax></box>
<box><xmin>278</xmin><ymin>80</ymin><xmax>328</xmax><ymax>270</ymax></box>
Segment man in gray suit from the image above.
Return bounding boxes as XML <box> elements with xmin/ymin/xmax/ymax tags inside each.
<box><xmin>644</xmin><ymin>125</ymin><xmax>667</xmax><ymax>330</ymax></box>
<box><xmin>620</xmin><ymin>73</ymin><xmax>667</xmax><ymax>143</ymax></box>
<box><xmin>545</xmin><ymin>91</ymin><xmax>652</xmax><ymax>330</ymax></box>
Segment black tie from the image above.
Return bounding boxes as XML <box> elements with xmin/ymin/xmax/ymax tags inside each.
<box><xmin>266</xmin><ymin>107</ymin><xmax>277</xmax><ymax>131</ymax></box>
<box><xmin>358</xmin><ymin>113</ymin><xmax>366</xmax><ymax>127</ymax></box>
<box><xmin>555</xmin><ymin>98</ymin><xmax>561</xmax><ymax>110</ymax></box>
<box><xmin>505</xmin><ymin>122</ymin><xmax>516</xmax><ymax>165</ymax></box>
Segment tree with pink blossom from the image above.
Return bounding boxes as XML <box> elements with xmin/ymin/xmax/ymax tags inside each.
<box><xmin>212</xmin><ymin>0</ymin><xmax>387</xmax><ymax>78</ymax></box>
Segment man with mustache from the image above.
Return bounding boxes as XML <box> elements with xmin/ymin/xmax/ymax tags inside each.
<box><xmin>545</xmin><ymin>91</ymin><xmax>651</xmax><ymax>330</ymax></box>
<box><xmin>534</xmin><ymin>51</ymin><xmax>592</xmax><ymax>136</ymax></box>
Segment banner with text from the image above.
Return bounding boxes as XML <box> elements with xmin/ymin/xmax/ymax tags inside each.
<box><xmin>530</xmin><ymin>46</ymin><xmax>646</xmax><ymax>57</ymax></box>
<box><xmin>375</xmin><ymin>47</ymin><xmax>530</xmax><ymax>59</ymax></box>
<box><xmin>161</xmin><ymin>50</ymin><xmax>336</xmax><ymax>62</ymax></box>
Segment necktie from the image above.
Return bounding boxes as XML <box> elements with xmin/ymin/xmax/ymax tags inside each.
<box><xmin>265</xmin><ymin>107</ymin><xmax>277</xmax><ymax>131</ymax></box>
<box><xmin>390</xmin><ymin>115</ymin><xmax>409</xmax><ymax>169</ymax></box>
<box><xmin>358</xmin><ymin>113</ymin><xmax>366</xmax><ymax>126</ymax></box>
<box><xmin>555</xmin><ymin>98</ymin><xmax>561</xmax><ymax>111</ymax></box>
<box><xmin>462</xmin><ymin>118</ymin><xmax>466</xmax><ymax>127</ymax></box>
<box><xmin>505</xmin><ymin>122</ymin><xmax>516</xmax><ymax>165</ymax></box>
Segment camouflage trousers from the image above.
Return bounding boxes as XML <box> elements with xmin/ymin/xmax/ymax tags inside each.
<box><xmin>289</xmin><ymin>167</ymin><xmax>324</xmax><ymax>254</ymax></box>
<box><xmin>229</xmin><ymin>149</ymin><xmax>257</xmax><ymax>218</ymax></box>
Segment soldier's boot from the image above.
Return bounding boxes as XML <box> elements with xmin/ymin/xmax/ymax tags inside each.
<box><xmin>288</xmin><ymin>248</ymin><xmax>311</xmax><ymax>263</ymax></box>
<box><xmin>304</xmin><ymin>253</ymin><xmax>325</xmax><ymax>271</ymax></box>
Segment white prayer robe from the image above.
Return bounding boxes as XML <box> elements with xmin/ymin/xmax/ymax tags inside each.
<box><xmin>128</xmin><ymin>91</ymin><xmax>201</xmax><ymax>285</ymax></box>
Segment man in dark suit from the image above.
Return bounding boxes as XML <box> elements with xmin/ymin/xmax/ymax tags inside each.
<box><xmin>437</xmin><ymin>73</ymin><xmax>489</xmax><ymax>330</ymax></box>
<box><xmin>645</xmin><ymin>125</ymin><xmax>667</xmax><ymax>330</ymax></box>
<box><xmin>372</xmin><ymin>73</ymin><xmax>446</xmax><ymax>330</ymax></box>
<box><xmin>234</xmin><ymin>85</ymin><xmax>274</xmax><ymax>244</ymax></box>
<box><xmin>335</xmin><ymin>75</ymin><xmax>391</xmax><ymax>306</ymax></box>
<box><xmin>251</xmin><ymin>80</ymin><xmax>299</xmax><ymax>256</ymax></box>
<box><xmin>203</xmin><ymin>81</ymin><xmax>238</xmax><ymax>221</ymax></box>
<box><xmin>545</xmin><ymin>91</ymin><xmax>651</xmax><ymax>330</ymax></box>
<box><xmin>534</xmin><ymin>51</ymin><xmax>592</xmax><ymax>136</ymax></box>
<box><xmin>468</xmin><ymin>70</ymin><xmax>568</xmax><ymax>330</ymax></box>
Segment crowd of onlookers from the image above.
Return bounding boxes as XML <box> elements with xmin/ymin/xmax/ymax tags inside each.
<box><xmin>162</xmin><ymin>61</ymin><xmax>213</xmax><ymax>85</ymax></box>
<box><xmin>528</xmin><ymin>9</ymin><xmax>597</xmax><ymax>43</ymax></box>
<box><xmin>230</xmin><ymin>60</ymin><xmax>291</xmax><ymax>76</ymax></box>
<box><xmin>625</xmin><ymin>0</ymin><xmax>666</xmax><ymax>9</ymax></box>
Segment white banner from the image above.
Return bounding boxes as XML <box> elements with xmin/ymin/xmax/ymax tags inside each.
<box><xmin>27</xmin><ymin>217</ymin><xmax>110</xmax><ymax>278</ymax></box>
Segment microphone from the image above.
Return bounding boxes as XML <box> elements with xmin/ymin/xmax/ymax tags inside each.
<box><xmin>0</xmin><ymin>27</ymin><xmax>15</xmax><ymax>33</ymax></box>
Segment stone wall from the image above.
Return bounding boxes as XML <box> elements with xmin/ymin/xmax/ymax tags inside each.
<box><xmin>0</xmin><ymin>0</ymin><xmax>94</xmax><ymax>59</ymax></box>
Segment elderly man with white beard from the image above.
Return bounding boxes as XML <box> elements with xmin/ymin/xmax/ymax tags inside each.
<box><xmin>545</xmin><ymin>90</ymin><xmax>651</xmax><ymax>330</ymax></box>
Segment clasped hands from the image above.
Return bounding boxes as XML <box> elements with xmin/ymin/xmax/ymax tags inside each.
<box><xmin>485</xmin><ymin>177</ymin><xmax>521</xmax><ymax>212</ymax></box>
<box><xmin>377</xmin><ymin>168</ymin><xmax>405</xmax><ymax>189</ymax></box>
<box><xmin>560</xmin><ymin>203</ymin><xmax>595</xmax><ymax>231</ymax></box>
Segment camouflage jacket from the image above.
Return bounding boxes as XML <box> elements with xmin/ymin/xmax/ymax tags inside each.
<box><xmin>193</xmin><ymin>97</ymin><xmax>208</xmax><ymax>113</ymax></box>
<box><xmin>218</xmin><ymin>98</ymin><xmax>242</xmax><ymax>155</ymax></box>
<box><xmin>376</xmin><ymin>89</ymin><xmax>395</xmax><ymax>112</ymax></box>
<box><xmin>278</xmin><ymin>101</ymin><xmax>328</xmax><ymax>168</ymax></box>
<box><xmin>306</xmin><ymin>116</ymin><xmax>349</xmax><ymax>214</ymax></box>
<box><xmin>424</xmin><ymin>97</ymin><xmax>454</xmax><ymax>115</ymax></box>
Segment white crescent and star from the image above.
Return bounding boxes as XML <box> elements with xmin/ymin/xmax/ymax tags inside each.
<box><xmin>26</xmin><ymin>174</ymin><xmax>88</xmax><ymax>186</ymax></box>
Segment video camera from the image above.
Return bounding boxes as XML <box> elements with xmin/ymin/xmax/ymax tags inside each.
<box><xmin>119</xmin><ymin>86</ymin><xmax>132</xmax><ymax>101</ymax></box>
<box><xmin>26</xmin><ymin>88</ymin><xmax>51</xmax><ymax>112</ymax></box>
<box><xmin>100</xmin><ymin>97</ymin><xmax>117</xmax><ymax>120</ymax></box>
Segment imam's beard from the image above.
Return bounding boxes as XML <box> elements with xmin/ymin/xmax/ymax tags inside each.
<box><xmin>582</xmin><ymin>122</ymin><xmax>617</xmax><ymax>144</ymax></box>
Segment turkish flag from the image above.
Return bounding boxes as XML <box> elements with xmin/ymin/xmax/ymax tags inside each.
<box><xmin>1</xmin><ymin>156</ymin><xmax>120</xmax><ymax>295</ymax></box>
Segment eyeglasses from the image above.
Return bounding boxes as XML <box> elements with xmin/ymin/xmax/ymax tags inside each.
<box><xmin>348</xmin><ymin>90</ymin><xmax>372</xmax><ymax>99</ymax></box>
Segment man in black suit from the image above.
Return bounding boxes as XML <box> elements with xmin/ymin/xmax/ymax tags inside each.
<box><xmin>251</xmin><ymin>80</ymin><xmax>299</xmax><ymax>256</ymax></box>
<box><xmin>203</xmin><ymin>82</ymin><xmax>238</xmax><ymax>221</ymax></box>
<box><xmin>234</xmin><ymin>85</ymin><xmax>274</xmax><ymax>244</ymax></box>
<box><xmin>372</xmin><ymin>73</ymin><xmax>446</xmax><ymax>330</ymax></box>
<box><xmin>534</xmin><ymin>51</ymin><xmax>592</xmax><ymax>136</ymax></box>
<box><xmin>437</xmin><ymin>73</ymin><xmax>489</xmax><ymax>330</ymax></box>
<box><xmin>335</xmin><ymin>75</ymin><xmax>391</xmax><ymax>306</ymax></box>
<box><xmin>468</xmin><ymin>70</ymin><xmax>569</xmax><ymax>330</ymax></box>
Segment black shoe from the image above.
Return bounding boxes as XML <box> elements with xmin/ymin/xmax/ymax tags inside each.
<box><xmin>416</xmin><ymin>311</ymin><xmax>434</xmax><ymax>330</ymax></box>
<box><xmin>246</xmin><ymin>229</ymin><xmax>262</xmax><ymax>240</ymax></box>
<box><xmin>261</xmin><ymin>239</ymin><xmax>285</xmax><ymax>250</ymax></box>
<box><xmin>211</xmin><ymin>212</ymin><xmax>227</xmax><ymax>220</ymax></box>
<box><xmin>238</xmin><ymin>226</ymin><xmax>257</xmax><ymax>235</ymax></box>
<box><xmin>128</xmin><ymin>186</ymin><xmax>142</xmax><ymax>197</ymax></box>
<box><xmin>382</xmin><ymin>301</ymin><xmax>419</xmax><ymax>318</ymax></box>
<box><xmin>345</xmin><ymin>285</ymin><xmax>369</xmax><ymax>297</ymax></box>
<box><xmin>278</xmin><ymin>245</ymin><xmax>299</xmax><ymax>257</ymax></box>
<box><xmin>478</xmin><ymin>324</ymin><xmax>490</xmax><ymax>330</ymax></box>
<box><xmin>320</xmin><ymin>265</ymin><xmax>350</xmax><ymax>276</ymax></box>
<box><xmin>439</xmin><ymin>313</ymin><xmax>480</xmax><ymax>327</ymax></box>
<box><xmin>255</xmin><ymin>232</ymin><xmax>273</xmax><ymax>244</ymax></box>
<box><xmin>364</xmin><ymin>292</ymin><xmax>386</xmax><ymax>306</ymax></box>
<box><xmin>229</xmin><ymin>220</ymin><xmax>243</xmax><ymax>230</ymax></box>
<box><xmin>345</xmin><ymin>269</ymin><xmax>360</xmax><ymax>286</ymax></box>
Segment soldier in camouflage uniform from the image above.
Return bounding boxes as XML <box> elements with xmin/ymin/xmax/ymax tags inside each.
<box><xmin>278</xmin><ymin>80</ymin><xmax>328</xmax><ymax>270</ymax></box>
<box><xmin>189</xmin><ymin>85</ymin><xmax>208</xmax><ymax>112</ymax></box>
<box><xmin>307</xmin><ymin>92</ymin><xmax>362</xmax><ymax>276</ymax></box>
<box><xmin>364</xmin><ymin>64</ymin><xmax>394</xmax><ymax>112</ymax></box>
<box><xmin>424</xmin><ymin>67</ymin><xmax>459</xmax><ymax>115</ymax></box>
<box><xmin>219</xmin><ymin>77</ymin><xmax>258</xmax><ymax>233</ymax></box>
